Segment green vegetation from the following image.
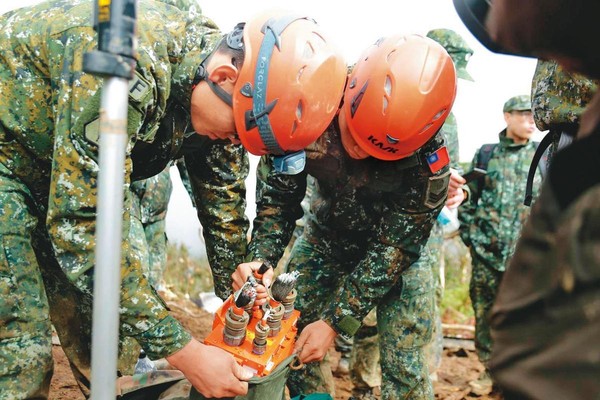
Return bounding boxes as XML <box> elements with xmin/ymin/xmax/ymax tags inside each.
<box><xmin>163</xmin><ymin>234</ymin><xmax>475</xmax><ymax>325</ymax></box>
<box><xmin>440</xmin><ymin>235</ymin><xmax>474</xmax><ymax>324</ymax></box>
<box><xmin>164</xmin><ymin>243</ymin><xmax>214</xmax><ymax>296</ymax></box>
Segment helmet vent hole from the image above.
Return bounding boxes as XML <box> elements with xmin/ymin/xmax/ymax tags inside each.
<box><xmin>297</xmin><ymin>66</ymin><xmax>306</xmax><ymax>82</ymax></box>
<box><xmin>303</xmin><ymin>42</ymin><xmax>315</xmax><ymax>59</ymax></box>
<box><xmin>419</xmin><ymin>123</ymin><xmax>433</xmax><ymax>134</ymax></box>
<box><xmin>432</xmin><ymin>109</ymin><xmax>446</xmax><ymax>121</ymax></box>
<box><xmin>296</xmin><ymin>100</ymin><xmax>303</xmax><ymax>122</ymax></box>
<box><xmin>383</xmin><ymin>97</ymin><xmax>389</xmax><ymax>114</ymax></box>
<box><xmin>384</xmin><ymin>75</ymin><xmax>392</xmax><ymax>96</ymax></box>
<box><xmin>291</xmin><ymin>120</ymin><xmax>298</xmax><ymax>134</ymax></box>
<box><xmin>386</xmin><ymin>49</ymin><xmax>397</xmax><ymax>63</ymax></box>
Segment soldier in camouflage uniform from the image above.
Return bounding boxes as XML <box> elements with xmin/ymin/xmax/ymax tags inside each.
<box><xmin>457</xmin><ymin>95</ymin><xmax>542</xmax><ymax>394</ymax></box>
<box><xmin>423</xmin><ymin>27</ymin><xmax>474</xmax><ymax>377</ymax></box>
<box><xmin>0</xmin><ymin>1</ymin><xmax>347</xmax><ymax>398</ymax></box>
<box><xmin>127</xmin><ymin>0</ymin><xmax>251</xmax><ymax>301</ymax></box>
<box><xmin>452</xmin><ymin>0</ymin><xmax>600</xmax><ymax>397</ymax></box>
<box><xmin>341</xmin><ymin>29</ymin><xmax>476</xmax><ymax>394</ymax></box>
<box><xmin>426</xmin><ymin>28</ymin><xmax>474</xmax><ymax>168</ymax></box>
<box><xmin>233</xmin><ymin>35</ymin><xmax>457</xmax><ymax>399</ymax></box>
<box><xmin>531</xmin><ymin>59</ymin><xmax>598</xmax><ymax>163</ymax></box>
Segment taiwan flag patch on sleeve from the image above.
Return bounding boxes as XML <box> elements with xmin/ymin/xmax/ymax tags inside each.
<box><xmin>426</xmin><ymin>146</ymin><xmax>450</xmax><ymax>173</ymax></box>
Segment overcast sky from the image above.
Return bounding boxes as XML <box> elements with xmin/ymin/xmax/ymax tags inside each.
<box><xmin>0</xmin><ymin>0</ymin><xmax>541</xmax><ymax>255</ymax></box>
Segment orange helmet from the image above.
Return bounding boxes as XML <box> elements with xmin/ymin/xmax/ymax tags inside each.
<box><xmin>232</xmin><ymin>12</ymin><xmax>347</xmax><ymax>157</ymax></box>
<box><xmin>342</xmin><ymin>35</ymin><xmax>457</xmax><ymax>161</ymax></box>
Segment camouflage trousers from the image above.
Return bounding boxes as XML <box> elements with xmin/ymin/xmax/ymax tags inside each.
<box><xmin>0</xmin><ymin>162</ymin><xmax>54</xmax><ymax>399</ymax></box>
<box><xmin>285</xmin><ymin>233</ymin><xmax>435</xmax><ymax>400</ymax></box>
<box><xmin>349</xmin><ymin>309</ymin><xmax>381</xmax><ymax>391</ymax></box>
<box><xmin>345</xmin><ymin>225</ymin><xmax>445</xmax><ymax>394</ymax></box>
<box><xmin>469</xmin><ymin>254</ymin><xmax>503</xmax><ymax>367</ymax></box>
<box><xmin>422</xmin><ymin>224</ymin><xmax>445</xmax><ymax>375</ymax></box>
<box><xmin>0</xmin><ymin>161</ymin><xmax>144</xmax><ymax>399</ymax></box>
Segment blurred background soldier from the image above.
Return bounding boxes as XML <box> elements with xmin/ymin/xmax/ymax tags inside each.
<box><xmin>422</xmin><ymin>27</ymin><xmax>475</xmax><ymax>379</ymax></box>
<box><xmin>457</xmin><ymin>95</ymin><xmax>543</xmax><ymax>395</ymax></box>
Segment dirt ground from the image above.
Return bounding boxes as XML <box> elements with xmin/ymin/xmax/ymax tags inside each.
<box><xmin>48</xmin><ymin>295</ymin><xmax>502</xmax><ymax>400</ymax></box>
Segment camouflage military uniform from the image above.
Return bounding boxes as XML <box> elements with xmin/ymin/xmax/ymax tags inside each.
<box><xmin>488</xmin><ymin>58</ymin><xmax>600</xmax><ymax>400</ymax></box>
<box><xmin>131</xmin><ymin>167</ymin><xmax>173</xmax><ymax>289</ymax></box>
<box><xmin>0</xmin><ymin>1</ymin><xmax>248</xmax><ymax>398</ymax></box>
<box><xmin>531</xmin><ymin>60</ymin><xmax>598</xmax><ymax>163</ymax></box>
<box><xmin>176</xmin><ymin>139</ymin><xmax>249</xmax><ymax>300</ymax></box>
<box><xmin>489</xmin><ymin>132</ymin><xmax>600</xmax><ymax>399</ymax></box>
<box><xmin>339</xmin><ymin>31</ymin><xmax>474</xmax><ymax>391</ymax></box>
<box><xmin>459</xmin><ymin>124</ymin><xmax>542</xmax><ymax>367</ymax></box>
<box><xmin>345</xmin><ymin>112</ymin><xmax>463</xmax><ymax>395</ymax></box>
<box><xmin>421</xmin><ymin>28</ymin><xmax>473</xmax><ymax>377</ymax></box>
<box><xmin>247</xmin><ymin>121</ymin><xmax>451</xmax><ymax>399</ymax></box>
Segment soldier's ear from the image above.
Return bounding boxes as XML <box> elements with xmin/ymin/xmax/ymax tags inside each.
<box><xmin>208</xmin><ymin>63</ymin><xmax>238</xmax><ymax>87</ymax></box>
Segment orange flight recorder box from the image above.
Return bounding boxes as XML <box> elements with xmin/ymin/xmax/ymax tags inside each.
<box><xmin>204</xmin><ymin>296</ymin><xmax>300</xmax><ymax>377</ymax></box>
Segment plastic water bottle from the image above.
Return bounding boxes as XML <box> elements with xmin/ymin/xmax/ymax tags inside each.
<box><xmin>437</xmin><ymin>206</ymin><xmax>460</xmax><ymax>236</ymax></box>
<box><xmin>134</xmin><ymin>350</ymin><xmax>156</xmax><ymax>375</ymax></box>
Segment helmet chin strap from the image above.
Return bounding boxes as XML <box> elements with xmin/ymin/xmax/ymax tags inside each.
<box><xmin>192</xmin><ymin>62</ymin><xmax>233</xmax><ymax>107</ymax></box>
<box><xmin>191</xmin><ymin>24</ymin><xmax>246</xmax><ymax>108</ymax></box>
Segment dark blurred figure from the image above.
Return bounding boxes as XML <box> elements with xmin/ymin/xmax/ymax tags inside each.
<box><xmin>453</xmin><ymin>0</ymin><xmax>600</xmax><ymax>398</ymax></box>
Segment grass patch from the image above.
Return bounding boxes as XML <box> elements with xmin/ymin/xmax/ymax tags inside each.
<box><xmin>440</xmin><ymin>235</ymin><xmax>474</xmax><ymax>325</ymax></box>
<box><xmin>164</xmin><ymin>243</ymin><xmax>214</xmax><ymax>297</ymax></box>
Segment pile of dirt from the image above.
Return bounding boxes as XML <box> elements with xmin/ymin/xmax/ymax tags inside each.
<box><xmin>49</xmin><ymin>295</ymin><xmax>502</xmax><ymax>400</ymax></box>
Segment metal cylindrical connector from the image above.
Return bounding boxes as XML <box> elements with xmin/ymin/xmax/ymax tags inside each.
<box><xmin>243</xmin><ymin>300</ymin><xmax>254</xmax><ymax>315</ymax></box>
<box><xmin>281</xmin><ymin>288</ymin><xmax>297</xmax><ymax>320</ymax></box>
<box><xmin>252</xmin><ymin>321</ymin><xmax>270</xmax><ymax>355</ymax></box>
<box><xmin>223</xmin><ymin>307</ymin><xmax>249</xmax><ymax>346</ymax></box>
<box><xmin>263</xmin><ymin>301</ymin><xmax>285</xmax><ymax>337</ymax></box>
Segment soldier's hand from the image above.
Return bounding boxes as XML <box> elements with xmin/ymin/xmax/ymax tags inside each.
<box><xmin>446</xmin><ymin>169</ymin><xmax>467</xmax><ymax>209</ymax></box>
<box><xmin>166</xmin><ymin>339</ymin><xmax>252</xmax><ymax>398</ymax></box>
<box><xmin>293</xmin><ymin>320</ymin><xmax>337</xmax><ymax>363</ymax></box>
<box><xmin>232</xmin><ymin>261</ymin><xmax>273</xmax><ymax>306</ymax></box>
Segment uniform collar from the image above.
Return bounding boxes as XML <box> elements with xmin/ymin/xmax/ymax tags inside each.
<box><xmin>499</xmin><ymin>128</ymin><xmax>530</xmax><ymax>148</ymax></box>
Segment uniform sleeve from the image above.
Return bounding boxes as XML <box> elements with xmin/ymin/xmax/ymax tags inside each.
<box><xmin>45</xmin><ymin>27</ymin><xmax>190</xmax><ymax>360</ymax></box>
<box><xmin>458</xmin><ymin>151</ymin><xmax>480</xmax><ymax>247</ymax></box>
<box><xmin>320</xmin><ymin>168</ymin><xmax>451</xmax><ymax>337</ymax></box>
<box><xmin>246</xmin><ymin>156</ymin><xmax>307</xmax><ymax>265</ymax></box>
<box><xmin>183</xmin><ymin>141</ymin><xmax>249</xmax><ymax>300</ymax></box>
